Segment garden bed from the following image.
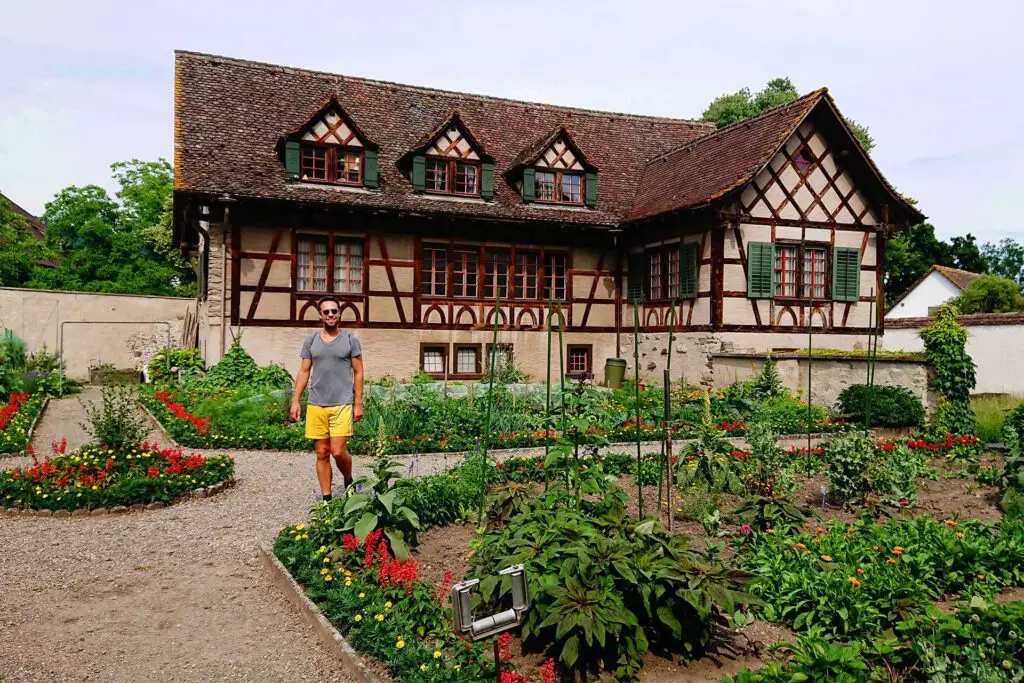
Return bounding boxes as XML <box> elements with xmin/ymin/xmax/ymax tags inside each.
<box><xmin>0</xmin><ymin>440</ymin><xmax>235</xmax><ymax>512</ymax></box>
<box><xmin>0</xmin><ymin>391</ymin><xmax>47</xmax><ymax>455</ymax></box>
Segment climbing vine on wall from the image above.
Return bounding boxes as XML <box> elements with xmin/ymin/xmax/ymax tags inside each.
<box><xmin>919</xmin><ymin>305</ymin><xmax>976</xmax><ymax>435</ymax></box>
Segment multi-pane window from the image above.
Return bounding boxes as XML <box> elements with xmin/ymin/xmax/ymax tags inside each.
<box><xmin>666</xmin><ymin>249</ymin><xmax>680</xmax><ymax>299</ymax></box>
<box><xmin>426</xmin><ymin>159</ymin><xmax>481</xmax><ymax>196</ymax></box>
<box><xmin>452</xmin><ymin>248</ymin><xmax>478</xmax><ymax>297</ymax></box>
<box><xmin>774</xmin><ymin>245</ymin><xmax>799</xmax><ymax>298</ymax></box>
<box><xmin>567</xmin><ymin>345</ymin><xmax>592</xmax><ymax>377</ymax></box>
<box><xmin>333</xmin><ymin>240</ymin><xmax>363</xmax><ymax>294</ymax></box>
<box><xmin>514</xmin><ymin>252</ymin><xmax>539</xmax><ymax>299</ymax></box>
<box><xmin>487</xmin><ymin>344</ymin><xmax>513</xmax><ymax>370</ymax></box>
<box><xmin>648</xmin><ymin>252</ymin><xmax>663</xmax><ymax>301</ymax></box>
<box><xmin>421</xmin><ymin>245</ymin><xmax>447</xmax><ymax>296</ymax></box>
<box><xmin>300</xmin><ymin>145</ymin><xmax>362</xmax><ymax>185</ymax></box>
<box><xmin>535</xmin><ymin>170</ymin><xmax>584</xmax><ymax>205</ymax></box>
<box><xmin>484</xmin><ymin>249</ymin><xmax>509</xmax><ymax>300</ymax></box>
<box><xmin>297</xmin><ymin>237</ymin><xmax>329</xmax><ymax>292</ymax></box>
<box><xmin>454</xmin><ymin>345</ymin><xmax>480</xmax><ymax>376</ymax></box>
<box><xmin>543</xmin><ymin>253</ymin><xmax>567</xmax><ymax>301</ymax></box>
<box><xmin>802</xmin><ymin>247</ymin><xmax>827</xmax><ymax>299</ymax></box>
<box><xmin>421</xmin><ymin>345</ymin><xmax>447</xmax><ymax>376</ymax></box>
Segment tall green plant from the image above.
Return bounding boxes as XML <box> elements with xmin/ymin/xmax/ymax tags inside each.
<box><xmin>751</xmin><ymin>354</ymin><xmax>786</xmax><ymax>400</ymax></box>
<box><xmin>675</xmin><ymin>390</ymin><xmax>742</xmax><ymax>493</ymax></box>
<box><xmin>920</xmin><ymin>305</ymin><xmax>976</xmax><ymax>434</ymax></box>
<box><xmin>80</xmin><ymin>385</ymin><xmax>149</xmax><ymax>450</ymax></box>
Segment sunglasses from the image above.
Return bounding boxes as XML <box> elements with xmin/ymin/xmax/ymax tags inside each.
<box><xmin>320</xmin><ymin>309</ymin><xmax>339</xmax><ymax>315</ymax></box>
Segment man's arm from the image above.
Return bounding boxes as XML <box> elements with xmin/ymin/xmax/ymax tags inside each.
<box><xmin>352</xmin><ymin>355</ymin><xmax>364</xmax><ymax>422</ymax></box>
<box><xmin>290</xmin><ymin>358</ymin><xmax>312</xmax><ymax>422</ymax></box>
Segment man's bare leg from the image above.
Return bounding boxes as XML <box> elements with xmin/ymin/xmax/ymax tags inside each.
<box><xmin>315</xmin><ymin>438</ymin><xmax>334</xmax><ymax>498</ymax></box>
<box><xmin>330</xmin><ymin>435</ymin><xmax>353</xmax><ymax>490</ymax></box>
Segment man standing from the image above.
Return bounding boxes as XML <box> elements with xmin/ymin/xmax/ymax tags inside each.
<box><xmin>290</xmin><ymin>296</ymin><xmax>364</xmax><ymax>501</ymax></box>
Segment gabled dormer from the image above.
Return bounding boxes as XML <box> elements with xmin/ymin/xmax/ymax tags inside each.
<box><xmin>509</xmin><ymin>128</ymin><xmax>597</xmax><ymax>207</ymax></box>
<box><xmin>405</xmin><ymin>111</ymin><xmax>494</xmax><ymax>199</ymax></box>
<box><xmin>280</xmin><ymin>98</ymin><xmax>378</xmax><ymax>188</ymax></box>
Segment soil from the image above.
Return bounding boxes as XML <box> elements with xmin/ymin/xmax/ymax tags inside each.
<box><xmin>413</xmin><ymin>523</ymin><xmax>477</xmax><ymax>590</ymax></box>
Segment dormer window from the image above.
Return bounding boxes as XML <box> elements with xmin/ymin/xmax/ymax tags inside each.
<box><xmin>407</xmin><ymin>112</ymin><xmax>493</xmax><ymax>199</ymax></box>
<box><xmin>282</xmin><ymin>98</ymin><xmax>378</xmax><ymax>188</ymax></box>
<box><xmin>514</xmin><ymin>128</ymin><xmax>597</xmax><ymax>207</ymax></box>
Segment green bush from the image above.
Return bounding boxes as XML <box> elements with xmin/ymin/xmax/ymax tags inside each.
<box><xmin>972</xmin><ymin>393</ymin><xmax>1022</xmax><ymax>443</ymax></box>
<box><xmin>204</xmin><ymin>335</ymin><xmax>291</xmax><ymax>393</ymax></box>
<box><xmin>0</xmin><ymin>329</ymin><xmax>28</xmax><ymax>395</ymax></box>
<box><xmin>81</xmin><ymin>384</ymin><xmax>149</xmax><ymax>451</ymax></box>
<box><xmin>148</xmin><ymin>346</ymin><xmax>205</xmax><ymax>385</ymax></box>
<box><xmin>836</xmin><ymin>384</ymin><xmax>926</xmax><ymax>427</ymax></box>
<box><xmin>750</xmin><ymin>355</ymin><xmax>786</xmax><ymax>400</ymax></box>
<box><xmin>921</xmin><ymin>305</ymin><xmax>976</xmax><ymax>435</ymax></box>
<box><xmin>951</xmin><ymin>274</ymin><xmax>1024</xmax><ymax>313</ymax></box>
<box><xmin>824</xmin><ymin>434</ymin><xmax>923</xmax><ymax>507</ymax></box>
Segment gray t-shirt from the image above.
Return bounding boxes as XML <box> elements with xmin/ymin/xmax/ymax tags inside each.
<box><xmin>300</xmin><ymin>331</ymin><xmax>362</xmax><ymax>406</ymax></box>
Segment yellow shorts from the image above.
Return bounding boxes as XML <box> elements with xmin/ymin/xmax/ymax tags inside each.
<box><xmin>304</xmin><ymin>404</ymin><xmax>353</xmax><ymax>439</ymax></box>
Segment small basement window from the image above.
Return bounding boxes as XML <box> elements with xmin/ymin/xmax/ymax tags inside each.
<box><xmin>453</xmin><ymin>344</ymin><xmax>482</xmax><ymax>377</ymax></box>
<box><xmin>420</xmin><ymin>344</ymin><xmax>448</xmax><ymax>378</ymax></box>
<box><xmin>567</xmin><ymin>345</ymin><xmax>592</xmax><ymax>378</ymax></box>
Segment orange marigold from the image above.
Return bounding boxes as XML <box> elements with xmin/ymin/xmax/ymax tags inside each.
<box><xmin>847</xmin><ymin>577</ymin><xmax>861</xmax><ymax>587</ymax></box>
<box><xmin>820</xmin><ymin>555</ymin><xmax>833</xmax><ymax>562</ymax></box>
<box><xmin>892</xmin><ymin>546</ymin><xmax>904</xmax><ymax>555</ymax></box>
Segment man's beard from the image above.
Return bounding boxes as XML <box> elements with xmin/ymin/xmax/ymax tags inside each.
<box><xmin>322</xmin><ymin>321</ymin><xmax>339</xmax><ymax>332</ymax></box>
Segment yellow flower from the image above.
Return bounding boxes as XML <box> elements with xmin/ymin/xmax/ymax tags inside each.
<box><xmin>454</xmin><ymin>665</ymin><xmax>461</xmax><ymax>671</ymax></box>
<box><xmin>358</xmin><ymin>593</ymin><xmax>365</xmax><ymax>599</ymax></box>
<box><xmin>344</xmin><ymin>569</ymin><xmax>352</xmax><ymax>577</ymax></box>
<box><xmin>396</xmin><ymin>639</ymin><xmax>405</xmax><ymax>649</ymax></box>
<box><xmin>419</xmin><ymin>664</ymin><xmax>428</xmax><ymax>671</ymax></box>
<box><xmin>375</xmin><ymin>614</ymin><xmax>384</xmax><ymax>622</ymax></box>
<box><xmin>296</xmin><ymin>523</ymin><xmax>306</xmax><ymax>531</ymax></box>
<box><xmin>324</xmin><ymin>575</ymin><xmax>333</xmax><ymax>582</ymax></box>
<box><xmin>354</xmin><ymin>614</ymin><xmax>362</xmax><ymax>622</ymax></box>
<box><xmin>887</xmin><ymin>558</ymin><xmax>897</xmax><ymax>565</ymax></box>
<box><xmin>320</xmin><ymin>568</ymin><xmax>330</xmax><ymax>576</ymax></box>
<box><xmin>345</xmin><ymin>579</ymin><xmax>352</xmax><ymax>587</ymax></box>
<box><xmin>956</xmin><ymin>532</ymin><xmax>964</xmax><ymax>539</ymax></box>
<box><xmin>433</xmin><ymin>651</ymin><xmax>442</xmax><ymax>659</ymax></box>
<box><xmin>323</xmin><ymin>557</ymin><xmax>330</xmax><ymax>564</ymax></box>
<box><xmin>318</xmin><ymin>545</ymin><xmax>327</xmax><ymax>554</ymax></box>
<box><xmin>385</xmin><ymin>601</ymin><xmax>393</xmax><ymax>609</ymax></box>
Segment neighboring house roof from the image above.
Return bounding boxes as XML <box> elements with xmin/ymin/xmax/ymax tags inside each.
<box><xmin>174</xmin><ymin>51</ymin><xmax>713</xmax><ymax>228</ymax></box>
<box><xmin>628</xmin><ymin>89</ymin><xmax>925</xmax><ymax>225</ymax></box>
<box><xmin>885</xmin><ymin>265</ymin><xmax>982</xmax><ymax>314</ymax></box>
<box><xmin>0</xmin><ymin>191</ymin><xmax>46</xmax><ymax>240</ymax></box>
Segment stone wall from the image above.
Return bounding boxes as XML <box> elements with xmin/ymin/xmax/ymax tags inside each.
<box><xmin>0</xmin><ymin>287</ymin><xmax>193</xmax><ymax>378</ymax></box>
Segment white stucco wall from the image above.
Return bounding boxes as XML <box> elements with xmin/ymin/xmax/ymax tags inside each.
<box><xmin>883</xmin><ymin>319</ymin><xmax>1023</xmax><ymax>394</ymax></box>
<box><xmin>885</xmin><ymin>271</ymin><xmax>961</xmax><ymax>320</ymax></box>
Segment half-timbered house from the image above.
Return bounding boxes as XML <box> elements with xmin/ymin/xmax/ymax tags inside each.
<box><xmin>173</xmin><ymin>52</ymin><xmax>923</xmax><ymax>384</ymax></box>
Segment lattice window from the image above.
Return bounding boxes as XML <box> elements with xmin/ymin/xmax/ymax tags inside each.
<box><xmin>336</xmin><ymin>151</ymin><xmax>362</xmax><ymax>185</ymax></box>
<box><xmin>452</xmin><ymin>248</ymin><xmax>478</xmax><ymax>297</ymax></box>
<box><xmin>774</xmin><ymin>245</ymin><xmax>799</xmax><ymax>298</ymax></box>
<box><xmin>543</xmin><ymin>253</ymin><xmax>567</xmax><ymax>301</ymax></box>
<box><xmin>535</xmin><ymin>172</ymin><xmax>556</xmax><ymax>202</ymax></box>
<box><xmin>487</xmin><ymin>343</ymin><xmax>514</xmax><ymax>370</ymax></box>
<box><xmin>333</xmin><ymin>240</ymin><xmax>363</xmax><ymax>294</ymax></box>
<box><xmin>455</xmin><ymin>162</ymin><xmax>479</xmax><ymax>195</ymax></box>
<box><xmin>560</xmin><ymin>174</ymin><xmax>582</xmax><ymax>204</ymax></box>
<box><xmin>425</xmin><ymin>159</ymin><xmax>449</xmax><ymax>192</ymax></box>
<box><xmin>454</xmin><ymin>346</ymin><xmax>480</xmax><ymax>375</ymax></box>
<box><xmin>802</xmin><ymin>247</ymin><xmax>827</xmax><ymax>299</ymax></box>
<box><xmin>483</xmin><ymin>249</ymin><xmax>509</xmax><ymax>300</ymax></box>
<box><xmin>297</xmin><ymin>237</ymin><xmax>329</xmax><ymax>292</ymax></box>
<box><xmin>567</xmin><ymin>345</ymin><xmax>591</xmax><ymax>377</ymax></box>
<box><xmin>420</xmin><ymin>245</ymin><xmax>447</xmax><ymax>296</ymax></box>
<box><xmin>666</xmin><ymin>249</ymin><xmax>680</xmax><ymax>299</ymax></box>
<box><xmin>301</xmin><ymin>147</ymin><xmax>328</xmax><ymax>181</ymax></box>
<box><xmin>421</xmin><ymin>345</ymin><xmax>447</xmax><ymax>375</ymax></box>
<box><xmin>648</xmin><ymin>252</ymin><xmax>663</xmax><ymax>301</ymax></box>
<box><xmin>514</xmin><ymin>252</ymin><xmax>539</xmax><ymax>299</ymax></box>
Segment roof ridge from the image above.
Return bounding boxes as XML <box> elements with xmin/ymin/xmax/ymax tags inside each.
<box><xmin>174</xmin><ymin>50</ymin><xmax>715</xmax><ymax>128</ymax></box>
<box><xmin>934</xmin><ymin>264</ymin><xmax>983</xmax><ymax>277</ymax></box>
<box><xmin>644</xmin><ymin>87</ymin><xmax>828</xmax><ymax>165</ymax></box>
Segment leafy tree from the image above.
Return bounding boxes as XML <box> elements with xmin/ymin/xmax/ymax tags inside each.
<box><xmin>884</xmin><ymin>223</ymin><xmax>989</xmax><ymax>304</ymax></box>
<box><xmin>0</xmin><ymin>197</ymin><xmax>50</xmax><ymax>286</ymax></box>
<box><xmin>981</xmin><ymin>238</ymin><xmax>1024</xmax><ymax>287</ymax></box>
<box><xmin>949</xmin><ymin>234</ymin><xmax>987</xmax><ymax>273</ymax></box>
<box><xmin>702</xmin><ymin>77</ymin><xmax>875</xmax><ymax>152</ymax></box>
<box><xmin>951</xmin><ymin>274</ymin><xmax>1024</xmax><ymax>314</ymax></box>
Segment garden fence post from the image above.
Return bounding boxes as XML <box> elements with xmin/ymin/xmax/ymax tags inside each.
<box><xmin>633</xmin><ymin>301</ymin><xmax>643</xmax><ymax>517</ymax></box>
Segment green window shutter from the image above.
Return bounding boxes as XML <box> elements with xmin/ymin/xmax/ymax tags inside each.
<box><xmin>584</xmin><ymin>171</ymin><xmax>597</xmax><ymax>207</ymax></box>
<box><xmin>746</xmin><ymin>242</ymin><xmax>775</xmax><ymax>299</ymax></box>
<box><xmin>627</xmin><ymin>252</ymin><xmax>646</xmax><ymax>303</ymax></box>
<box><xmin>285</xmin><ymin>141</ymin><xmax>300</xmax><ymax>180</ymax></box>
<box><xmin>480</xmin><ymin>162</ymin><xmax>494</xmax><ymax>199</ymax></box>
<box><xmin>522</xmin><ymin>168</ymin><xmax>536</xmax><ymax>203</ymax></box>
<box><xmin>833</xmin><ymin>247</ymin><xmax>861</xmax><ymax>302</ymax></box>
<box><xmin>363</xmin><ymin>150</ymin><xmax>378</xmax><ymax>188</ymax></box>
<box><xmin>679</xmin><ymin>242</ymin><xmax>698</xmax><ymax>299</ymax></box>
<box><xmin>412</xmin><ymin>155</ymin><xmax>426</xmax><ymax>192</ymax></box>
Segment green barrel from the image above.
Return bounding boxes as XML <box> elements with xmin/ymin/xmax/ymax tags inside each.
<box><xmin>604</xmin><ymin>358</ymin><xmax>627</xmax><ymax>389</ymax></box>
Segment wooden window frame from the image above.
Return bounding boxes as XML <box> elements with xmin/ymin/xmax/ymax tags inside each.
<box><xmin>486</xmin><ymin>343</ymin><xmax>514</xmax><ymax>370</ymax></box>
<box><xmin>417</xmin><ymin>243</ymin><xmax>572</xmax><ymax>304</ymax></box>
<box><xmin>483</xmin><ymin>248</ymin><xmax>510</xmax><ymax>300</ymax></box>
<box><xmin>773</xmin><ymin>240</ymin><xmax>831</xmax><ymax>303</ymax></box>
<box><xmin>300</xmin><ymin>143</ymin><xmax>364</xmax><ymax>186</ymax></box>
<box><xmin>332</xmin><ymin>239</ymin><xmax>364</xmax><ymax>294</ymax></box>
<box><xmin>513</xmin><ymin>250</ymin><xmax>541</xmax><ymax>300</ymax></box>
<box><xmin>534</xmin><ymin>169</ymin><xmax>585</xmax><ymax>205</ymax></box>
<box><xmin>566</xmin><ymin>344</ymin><xmax>593</xmax><ymax>379</ymax></box>
<box><xmin>542</xmin><ymin>252</ymin><xmax>568</xmax><ymax>302</ymax></box>
<box><xmin>419</xmin><ymin>343</ymin><xmax>449</xmax><ymax>379</ymax></box>
<box><xmin>452</xmin><ymin>343</ymin><xmax>483</xmax><ymax>378</ymax></box>
<box><xmin>295</xmin><ymin>233</ymin><xmax>368</xmax><ymax>297</ymax></box>
<box><xmin>420</xmin><ymin>243</ymin><xmax>448</xmax><ymax>297</ymax></box>
<box><xmin>424</xmin><ymin>157</ymin><xmax>481</xmax><ymax>197</ymax></box>
<box><xmin>450</xmin><ymin>245</ymin><xmax>479</xmax><ymax>298</ymax></box>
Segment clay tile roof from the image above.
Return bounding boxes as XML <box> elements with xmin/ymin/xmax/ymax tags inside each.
<box><xmin>934</xmin><ymin>265</ymin><xmax>982</xmax><ymax>290</ymax></box>
<box><xmin>509</xmin><ymin>126</ymin><xmax>596</xmax><ymax>173</ymax></box>
<box><xmin>628</xmin><ymin>89</ymin><xmax>924</xmax><ymax>225</ymax></box>
<box><xmin>174</xmin><ymin>51</ymin><xmax>712</xmax><ymax>227</ymax></box>
<box><xmin>0</xmin><ymin>191</ymin><xmax>45</xmax><ymax>240</ymax></box>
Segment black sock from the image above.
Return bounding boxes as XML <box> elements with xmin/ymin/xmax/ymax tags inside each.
<box><xmin>343</xmin><ymin>478</ymin><xmax>353</xmax><ymax>490</ymax></box>
<box><xmin>322</xmin><ymin>493</ymin><xmax>332</xmax><ymax>501</ymax></box>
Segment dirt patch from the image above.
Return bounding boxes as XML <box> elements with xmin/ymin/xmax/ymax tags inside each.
<box><xmin>413</xmin><ymin>524</ymin><xmax>477</xmax><ymax>586</ymax></box>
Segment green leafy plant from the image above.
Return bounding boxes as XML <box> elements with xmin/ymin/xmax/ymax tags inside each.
<box><xmin>148</xmin><ymin>346</ymin><xmax>205</xmax><ymax>385</ymax></box>
<box><xmin>731</xmin><ymin>494</ymin><xmax>809</xmax><ymax>532</ymax></box>
<box><xmin>951</xmin><ymin>273</ymin><xmax>1024</xmax><ymax>313</ymax></box>
<box><xmin>750</xmin><ymin>354</ymin><xmax>786</xmax><ymax>400</ymax></box>
<box><xmin>0</xmin><ymin>329</ymin><xmax>28</xmax><ymax>395</ymax></box>
<box><xmin>741</xmin><ymin>419</ymin><xmax>788</xmax><ymax>496</ymax></box>
<box><xmin>824</xmin><ymin>435</ymin><xmax>923</xmax><ymax>508</ymax></box>
<box><xmin>836</xmin><ymin>384</ymin><xmax>926</xmax><ymax>427</ymax></box>
<box><xmin>81</xmin><ymin>384</ymin><xmax>149</xmax><ymax>450</ymax></box>
<box><xmin>675</xmin><ymin>390</ymin><xmax>743</xmax><ymax>493</ymax></box>
<box><xmin>485</xmin><ymin>481</ymin><xmax>537</xmax><ymax>527</ymax></box>
<box><xmin>921</xmin><ymin>305</ymin><xmax>976</xmax><ymax>435</ymax></box>
<box><xmin>204</xmin><ymin>333</ymin><xmax>291</xmax><ymax>393</ymax></box>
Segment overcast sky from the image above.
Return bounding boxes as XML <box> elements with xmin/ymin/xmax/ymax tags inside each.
<box><xmin>1</xmin><ymin>0</ymin><xmax>1021</xmax><ymax>242</ymax></box>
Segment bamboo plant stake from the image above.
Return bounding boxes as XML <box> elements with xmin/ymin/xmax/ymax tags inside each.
<box><xmin>864</xmin><ymin>288</ymin><xmax>876</xmax><ymax>435</ymax></box>
<box><xmin>555</xmin><ymin>301</ymin><xmax>568</xmax><ymax>490</ymax></box>
<box><xmin>633</xmin><ymin>301</ymin><xmax>644</xmax><ymax>518</ymax></box>
<box><xmin>543</xmin><ymin>291</ymin><xmax>554</xmax><ymax>492</ymax></box>
<box><xmin>477</xmin><ymin>290</ymin><xmax>502</xmax><ymax>524</ymax></box>
<box><xmin>662</xmin><ymin>302</ymin><xmax>677</xmax><ymax>530</ymax></box>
